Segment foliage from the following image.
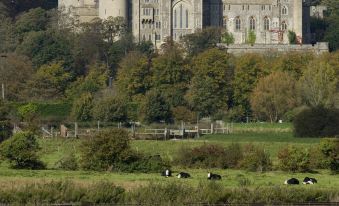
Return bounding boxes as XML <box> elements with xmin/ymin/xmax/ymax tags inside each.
<box><xmin>176</xmin><ymin>144</ymin><xmax>229</xmax><ymax>169</ymax></box>
<box><xmin>55</xmin><ymin>152</ymin><xmax>78</xmax><ymax>171</ymax></box>
<box><xmin>0</xmin><ymin>100</ymin><xmax>12</xmax><ymax>142</ymax></box>
<box><xmin>288</xmin><ymin>30</ymin><xmax>298</xmax><ymax>44</ymax></box>
<box><xmin>115</xmin><ymin>154</ymin><xmax>169</xmax><ymax>173</ymax></box>
<box><xmin>186</xmin><ymin>48</ymin><xmax>234</xmax><ymax>116</ymax></box>
<box><xmin>171</xmin><ymin>106</ymin><xmax>197</xmax><ymax>123</ymax></box>
<box><xmin>250</xmin><ymin>71</ymin><xmax>298</xmax><ymax>122</ymax></box>
<box><xmin>92</xmin><ymin>95</ymin><xmax>128</xmax><ymax>122</ymax></box>
<box><xmin>277</xmin><ymin>145</ymin><xmax>311</xmax><ymax>172</ymax></box>
<box><xmin>30</xmin><ymin>62</ymin><xmax>71</xmax><ymax>100</ymax></box>
<box><xmin>0</xmin><ymin>132</ymin><xmax>45</xmax><ymax>169</ymax></box>
<box><xmin>318</xmin><ymin>138</ymin><xmax>339</xmax><ymax>173</ymax></box>
<box><xmin>71</xmin><ymin>92</ymin><xmax>94</xmax><ymax>121</ymax></box>
<box><xmin>80</xmin><ymin>128</ymin><xmax>132</xmax><ymax>171</ymax></box>
<box><xmin>247</xmin><ymin>31</ymin><xmax>256</xmax><ymax>46</ymax></box>
<box><xmin>140</xmin><ymin>90</ymin><xmax>172</xmax><ymax>124</ymax></box>
<box><xmin>298</xmin><ymin>60</ymin><xmax>337</xmax><ymax>107</ymax></box>
<box><xmin>17</xmin><ymin>103</ymin><xmax>40</xmax><ymax>132</ymax></box>
<box><xmin>293</xmin><ymin>106</ymin><xmax>339</xmax><ymax>138</ymax></box>
<box><xmin>239</xmin><ymin>144</ymin><xmax>272</xmax><ymax>172</ymax></box>
<box><xmin>221</xmin><ymin>31</ymin><xmax>235</xmax><ymax>45</ymax></box>
<box><xmin>181</xmin><ymin>27</ymin><xmax>222</xmax><ymax>56</ymax></box>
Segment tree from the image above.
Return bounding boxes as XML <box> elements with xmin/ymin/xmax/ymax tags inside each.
<box><xmin>71</xmin><ymin>92</ymin><xmax>94</xmax><ymax>121</ymax></box>
<box><xmin>92</xmin><ymin>95</ymin><xmax>128</xmax><ymax>122</ymax></box>
<box><xmin>298</xmin><ymin>59</ymin><xmax>338</xmax><ymax>108</ymax></box>
<box><xmin>323</xmin><ymin>0</ymin><xmax>339</xmax><ymax>51</ymax></box>
<box><xmin>140</xmin><ymin>90</ymin><xmax>172</xmax><ymax>124</ymax></box>
<box><xmin>0</xmin><ymin>18</ymin><xmax>18</xmax><ymax>52</ymax></box>
<box><xmin>0</xmin><ymin>53</ymin><xmax>34</xmax><ymax>101</ymax></box>
<box><xmin>186</xmin><ymin>48</ymin><xmax>234</xmax><ymax>117</ymax></box>
<box><xmin>288</xmin><ymin>30</ymin><xmax>298</xmax><ymax>44</ymax></box>
<box><xmin>181</xmin><ymin>27</ymin><xmax>222</xmax><ymax>57</ymax></box>
<box><xmin>102</xmin><ymin>16</ymin><xmax>127</xmax><ymax>44</ymax></box>
<box><xmin>232</xmin><ymin>53</ymin><xmax>268</xmax><ymax>117</ymax></box>
<box><xmin>250</xmin><ymin>71</ymin><xmax>298</xmax><ymax>122</ymax></box>
<box><xmin>0</xmin><ymin>100</ymin><xmax>12</xmax><ymax>143</ymax></box>
<box><xmin>80</xmin><ymin>128</ymin><xmax>133</xmax><ymax>171</ymax></box>
<box><xmin>0</xmin><ymin>132</ymin><xmax>45</xmax><ymax>169</ymax></box>
<box><xmin>221</xmin><ymin>31</ymin><xmax>235</xmax><ymax>46</ymax></box>
<box><xmin>247</xmin><ymin>31</ymin><xmax>256</xmax><ymax>46</ymax></box>
<box><xmin>29</xmin><ymin>62</ymin><xmax>71</xmax><ymax>100</ymax></box>
<box><xmin>17</xmin><ymin>103</ymin><xmax>40</xmax><ymax>132</ymax></box>
<box><xmin>116</xmin><ymin>52</ymin><xmax>152</xmax><ymax>101</ymax></box>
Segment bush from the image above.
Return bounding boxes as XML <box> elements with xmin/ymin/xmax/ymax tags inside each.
<box><xmin>115</xmin><ymin>154</ymin><xmax>170</xmax><ymax>173</ymax></box>
<box><xmin>0</xmin><ymin>120</ymin><xmax>12</xmax><ymax>143</ymax></box>
<box><xmin>239</xmin><ymin>144</ymin><xmax>272</xmax><ymax>172</ymax></box>
<box><xmin>277</xmin><ymin>145</ymin><xmax>311</xmax><ymax>172</ymax></box>
<box><xmin>55</xmin><ymin>152</ymin><xmax>79</xmax><ymax>171</ymax></box>
<box><xmin>176</xmin><ymin>144</ymin><xmax>229</xmax><ymax>169</ymax></box>
<box><xmin>293</xmin><ymin>106</ymin><xmax>339</xmax><ymax>137</ymax></box>
<box><xmin>318</xmin><ymin>138</ymin><xmax>339</xmax><ymax>173</ymax></box>
<box><xmin>0</xmin><ymin>132</ymin><xmax>45</xmax><ymax>169</ymax></box>
<box><xmin>92</xmin><ymin>96</ymin><xmax>128</xmax><ymax>122</ymax></box>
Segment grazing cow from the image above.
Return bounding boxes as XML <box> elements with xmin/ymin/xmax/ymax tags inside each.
<box><xmin>207</xmin><ymin>172</ymin><xmax>221</xmax><ymax>180</ymax></box>
<box><xmin>161</xmin><ymin>169</ymin><xmax>172</xmax><ymax>177</ymax></box>
<box><xmin>177</xmin><ymin>172</ymin><xmax>191</xmax><ymax>179</ymax></box>
<box><xmin>284</xmin><ymin>178</ymin><xmax>300</xmax><ymax>185</ymax></box>
<box><xmin>303</xmin><ymin>177</ymin><xmax>317</xmax><ymax>184</ymax></box>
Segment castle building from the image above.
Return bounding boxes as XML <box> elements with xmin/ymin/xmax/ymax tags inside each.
<box><xmin>58</xmin><ymin>0</ymin><xmax>312</xmax><ymax>45</ymax></box>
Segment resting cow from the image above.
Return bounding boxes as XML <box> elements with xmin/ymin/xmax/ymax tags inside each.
<box><xmin>161</xmin><ymin>169</ymin><xmax>172</xmax><ymax>177</ymax></box>
<box><xmin>303</xmin><ymin>177</ymin><xmax>317</xmax><ymax>184</ymax></box>
<box><xmin>177</xmin><ymin>172</ymin><xmax>191</xmax><ymax>179</ymax></box>
<box><xmin>284</xmin><ymin>178</ymin><xmax>300</xmax><ymax>185</ymax></box>
<box><xmin>207</xmin><ymin>172</ymin><xmax>221</xmax><ymax>180</ymax></box>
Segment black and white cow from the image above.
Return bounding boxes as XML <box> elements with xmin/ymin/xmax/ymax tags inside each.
<box><xmin>284</xmin><ymin>178</ymin><xmax>300</xmax><ymax>185</ymax></box>
<box><xmin>177</xmin><ymin>172</ymin><xmax>191</xmax><ymax>179</ymax></box>
<box><xmin>303</xmin><ymin>177</ymin><xmax>317</xmax><ymax>184</ymax></box>
<box><xmin>161</xmin><ymin>169</ymin><xmax>172</xmax><ymax>177</ymax></box>
<box><xmin>207</xmin><ymin>172</ymin><xmax>221</xmax><ymax>180</ymax></box>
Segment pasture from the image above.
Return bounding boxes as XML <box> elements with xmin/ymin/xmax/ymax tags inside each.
<box><xmin>0</xmin><ymin>123</ymin><xmax>337</xmax><ymax>192</ymax></box>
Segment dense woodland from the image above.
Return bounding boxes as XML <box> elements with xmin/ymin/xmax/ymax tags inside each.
<box><xmin>0</xmin><ymin>0</ymin><xmax>338</xmax><ymax>126</ymax></box>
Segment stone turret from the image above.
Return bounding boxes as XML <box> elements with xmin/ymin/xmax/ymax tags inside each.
<box><xmin>99</xmin><ymin>0</ymin><xmax>128</xmax><ymax>20</ymax></box>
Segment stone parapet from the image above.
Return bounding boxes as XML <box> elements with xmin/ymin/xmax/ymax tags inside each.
<box><xmin>217</xmin><ymin>42</ymin><xmax>329</xmax><ymax>55</ymax></box>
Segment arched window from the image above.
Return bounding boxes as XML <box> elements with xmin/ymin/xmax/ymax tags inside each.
<box><xmin>235</xmin><ymin>17</ymin><xmax>241</xmax><ymax>31</ymax></box>
<box><xmin>223</xmin><ymin>17</ymin><xmax>227</xmax><ymax>29</ymax></box>
<box><xmin>249</xmin><ymin>16</ymin><xmax>255</xmax><ymax>30</ymax></box>
<box><xmin>264</xmin><ymin>17</ymin><xmax>270</xmax><ymax>31</ymax></box>
<box><xmin>174</xmin><ymin>10</ymin><xmax>177</xmax><ymax>28</ymax></box>
<box><xmin>180</xmin><ymin>4</ymin><xmax>183</xmax><ymax>28</ymax></box>
<box><xmin>281</xmin><ymin>21</ymin><xmax>287</xmax><ymax>30</ymax></box>
<box><xmin>186</xmin><ymin>9</ymin><xmax>189</xmax><ymax>28</ymax></box>
<box><xmin>282</xmin><ymin>6</ymin><xmax>288</xmax><ymax>15</ymax></box>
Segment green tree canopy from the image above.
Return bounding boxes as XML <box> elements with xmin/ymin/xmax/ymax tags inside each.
<box><xmin>141</xmin><ymin>90</ymin><xmax>172</xmax><ymax>124</ymax></box>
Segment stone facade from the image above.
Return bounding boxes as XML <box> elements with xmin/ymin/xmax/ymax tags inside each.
<box><xmin>58</xmin><ymin>0</ymin><xmax>312</xmax><ymax>45</ymax></box>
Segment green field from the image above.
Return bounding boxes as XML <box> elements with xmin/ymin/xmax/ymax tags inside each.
<box><xmin>0</xmin><ymin>129</ymin><xmax>338</xmax><ymax>191</ymax></box>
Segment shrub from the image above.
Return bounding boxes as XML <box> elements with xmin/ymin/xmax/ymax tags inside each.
<box><xmin>55</xmin><ymin>152</ymin><xmax>79</xmax><ymax>171</ymax></box>
<box><xmin>0</xmin><ymin>120</ymin><xmax>12</xmax><ymax>143</ymax></box>
<box><xmin>176</xmin><ymin>144</ymin><xmax>229</xmax><ymax>169</ymax></box>
<box><xmin>71</xmin><ymin>92</ymin><xmax>94</xmax><ymax>121</ymax></box>
<box><xmin>318</xmin><ymin>138</ymin><xmax>339</xmax><ymax>173</ymax></box>
<box><xmin>288</xmin><ymin>30</ymin><xmax>298</xmax><ymax>44</ymax></box>
<box><xmin>224</xmin><ymin>143</ymin><xmax>243</xmax><ymax>168</ymax></box>
<box><xmin>293</xmin><ymin>106</ymin><xmax>339</xmax><ymax>137</ymax></box>
<box><xmin>92</xmin><ymin>96</ymin><xmax>128</xmax><ymax>122</ymax></box>
<box><xmin>0</xmin><ymin>132</ymin><xmax>45</xmax><ymax>169</ymax></box>
<box><xmin>277</xmin><ymin>145</ymin><xmax>311</xmax><ymax>172</ymax></box>
<box><xmin>115</xmin><ymin>154</ymin><xmax>169</xmax><ymax>173</ymax></box>
<box><xmin>239</xmin><ymin>144</ymin><xmax>272</xmax><ymax>172</ymax></box>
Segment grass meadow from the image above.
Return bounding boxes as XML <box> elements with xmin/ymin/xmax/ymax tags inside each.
<box><xmin>0</xmin><ymin>123</ymin><xmax>338</xmax><ymax>195</ymax></box>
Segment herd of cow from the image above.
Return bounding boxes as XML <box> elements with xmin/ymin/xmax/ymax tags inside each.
<box><xmin>161</xmin><ymin>170</ymin><xmax>318</xmax><ymax>185</ymax></box>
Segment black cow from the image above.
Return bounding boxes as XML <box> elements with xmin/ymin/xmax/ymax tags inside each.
<box><xmin>303</xmin><ymin>177</ymin><xmax>317</xmax><ymax>184</ymax></box>
<box><xmin>284</xmin><ymin>178</ymin><xmax>300</xmax><ymax>185</ymax></box>
<box><xmin>177</xmin><ymin>172</ymin><xmax>191</xmax><ymax>179</ymax></box>
<box><xmin>161</xmin><ymin>169</ymin><xmax>172</xmax><ymax>177</ymax></box>
<box><xmin>207</xmin><ymin>172</ymin><xmax>221</xmax><ymax>180</ymax></box>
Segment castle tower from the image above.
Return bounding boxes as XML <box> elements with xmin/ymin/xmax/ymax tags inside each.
<box><xmin>99</xmin><ymin>0</ymin><xmax>128</xmax><ymax>20</ymax></box>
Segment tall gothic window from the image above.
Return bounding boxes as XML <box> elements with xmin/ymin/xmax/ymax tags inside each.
<box><xmin>174</xmin><ymin>10</ymin><xmax>177</xmax><ymax>28</ymax></box>
<box><xmin>235</xmin><ymin>17</ymin><xmax>241</xmax><ymax>31</ymax></box>
<box><xmin>180</xmin><ymin>4</ymin><xmax>183</xmax><ymax>28</ymax></box>
<box><xmin>282</xmin><ymin>6</ymin><xmax>288</xmax><ymax>15</ymax></box>
<box><xmin>249</xmin><ymin>17</ymin><xmax>255</xmax><ymax>30</ymax></box>
<box><xmin>223</xmin><ymin>17</ymin><xmax>227</xmax><ymax>29</ymax></box>
<box><xmin>281</xmin><ymin>21</ymin><xmax>287</xmax><ymax>30</ymax></box>
<box><xmin>264</xmin><ymin>17</ymin><xmax>270</xmax><ymax>31</ymax></box>
<box><xmin>186</xmin><ymin>9</ymin><xmax>189</xmax><ymax>28</ymax></box>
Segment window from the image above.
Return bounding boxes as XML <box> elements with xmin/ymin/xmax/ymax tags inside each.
<box><xmin>223</xmin><ymin>17</ymin><xmax>227</xmax><ymax>29</ymax></box>
<box><xmin>249</xmin><ymin>17</ymin><xmax>255</xmax><ymax>30</ymax></box>
<box><xmin>180</xmin><ymin>4</ymin><xmax>183</xmax><ymax>28</ymax></box>
<box><xmin>281</xmin><ymin>21</ymin><xmax>287</xmax><ymax>30</ymax></box>
<box><xmin>235</xmin><ymin>17</ymin><xmax>241</xmax><ymax>31</ymax></box>
<box><xmin>186</xmin><ymin>9</ymin><xmax>189</xmax><ymax>28</ymax></box>
<box><xmin>174</xmin><ymin>10</ymin><xmax>177</xmax><ymax>28</ymax></box>
<box><xmin>264</xmin><ymin>17</ymin><xmax>270</xmax><ymax>30</ymax></box>
<box><xmin>282</xmin><ymin>6</ymin><xmax>288</xmax><ymax>15</ymax></box>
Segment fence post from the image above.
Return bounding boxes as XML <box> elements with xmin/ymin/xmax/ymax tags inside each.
<box><xmin>97</xmin><ymin>121</ymin><xmax>100</xmax><ymax>131</ymax></box>
<box><xmin>75</xmin><ymin>122</ymin><xmax>78</xmax><ymax>138</ymax></box>
<box><xmin>211</xmin><ymin>123</ymin><xmax>214</xmax><ymax>134</ymax></box>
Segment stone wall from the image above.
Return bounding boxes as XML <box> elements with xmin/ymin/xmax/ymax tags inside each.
<box><xmin>217</xmin><ymin>42</ymin><xmax>329</xmax><ymax>55</ymax></box>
